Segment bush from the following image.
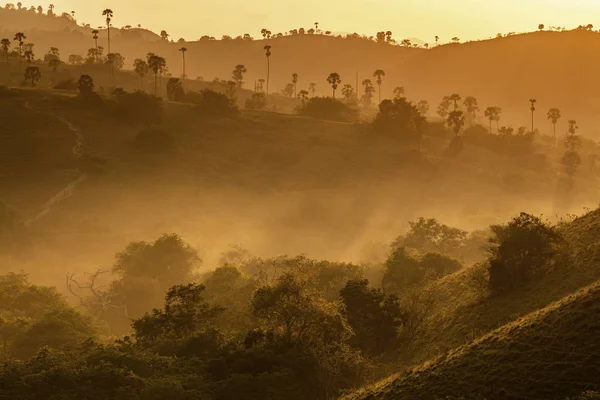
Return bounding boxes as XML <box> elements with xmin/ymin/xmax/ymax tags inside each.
<box><xmin>113</xmin><ymin>90</ymin><xmax>163</xmax><ymax>124</ymax></box>
<box><xmin>487</xmin><ymin>213</ymin><xmax>565</xmax><ymax>296</ymax></box>
<box><xmin>166</xmin><ymin>78</ymin><xmax>185</xmax><ymax>102</ymax></box>
<box><xmin>187</xmin><ymin>89</ymin><xmax>237</xmax><ymax>115</ymax></box>
<box><xmin>300</xmin><ymin>97</ymin><xmax>358</xmax><ymax>122</ymax></box>
<box><xmin>373</xmin><ymin>97</ymin><xmax>427</xmax><ymax>145</ymax></box>
<box><xmin>245</xmin><ymin>92</ymin><xmax>267</xmax><ymax>110</ymax></box>
<box><xmin>134</xmin><ymin>128</ymin><xmax>175</xmax><ymax>153</ymax></box>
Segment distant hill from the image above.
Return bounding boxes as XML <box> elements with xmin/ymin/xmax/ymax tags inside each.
<box><xmin>5</xmin><ymin>8</ymin><xmax>600</xmax><ymax>137</ymax></box>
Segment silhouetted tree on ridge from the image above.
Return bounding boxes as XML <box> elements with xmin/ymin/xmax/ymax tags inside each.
<box><xmin>327</xmin><ymin>72</ymin><xmax>341</xmax><ymax>99</ymax></box>
<box><xmin>373</xmin><ymin>69</ymin><xmax>385</xmax><ymax>104</ymax></box>
<box><xmin>547</xmin><ymin>108</ymin><xmax>562</xmax><ymax>139</ymax></box>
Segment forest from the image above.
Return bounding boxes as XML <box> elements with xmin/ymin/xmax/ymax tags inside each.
<box><xmin>1</xmin><ymin>3</ymin><xmax>600</xmax><ymax>400</ymax></box>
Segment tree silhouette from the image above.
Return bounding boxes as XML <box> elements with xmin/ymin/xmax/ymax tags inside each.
<box><xmin>160</xmin><ymin>30</ymin><xmax>169</xmax><ymax>41</ymax></box>
<box><xmin>393</xmin><ymin>86</ymin><xmax>405</xmax><ymax>100</ymax></box>
<box><xmin>342</xmin><ymin>84</ymin><xmax>355</xmax><ymax>100</ymax></box>
<box><xmin>437</xmin><ymin>96</ymin><xmax>451</xmax><ymax>119</ymax></box>
<box><xmin>134</xmin><ymin>58</ymin><xmax>149</xmax><ymax>89</ymax></box>
<box><xmin>23</xmin><ymin>43</ymin><xmax>34</xmax><ymax>64</ymax></box>
<box><xmin>147</xmin><ymin>53</ymin><xmax>166</xmax><ymax>95</ymax></box>
<box><xmin>179</xmin><ymin>47</ymin><xmax>187</xmax><ymax>88</ymax></box>
<box><xmin>91</xmin><ymin>29</ymin><xmax>99</xmax><ymax>62</ymax></box>
<box><xmin>257</xmin><ymin>78</ymin><xmax>265</xmax><ymax>92</ymax></box>
<box><xmin>448</xmin><ymin>94</ymin><xmax>461</xmax><ymax>110</ymax></box>
<box><xmin>417</xmin><ymin>100</ymin><xmax>429</xmax><ymax>116</ymax></box>
<box><xmin>13</xmin><ymin>32</ymin><xmax>25</xmax><ymax>73</ymax></box>
<box><xmin>547</xmin><ymin>108</ymin><xmax>562</xmax><ymax>139</ymax></box>
<box><xmin>562</xmin><ymin>120</ymin><xmax>581</xmax><ymax>177</ymax></box>
<box><xmin>484</xmin><ymin>106</ymin><xmax>502</xmax><ymax>133</ymax></box>
<box><xmin>103</xmin><ymin>9</ymin><xmax>114</xmax><ymax>83</ymax></box>
<box><xmin>327</xmin><ymin>73</ymin><xmax>341</xmax><ymax>98</ymax></box>
<box><xmin>447</xmin><ymin>110</ymin><xmax>465</xmax><ymax>137</ymax></box>
<box><xmin>463</xmin><ymin>96</ymin><xmax>479</xmax><ymax>125</ymax></box>
<box><xmin>291</xmin><ymin>73</ymin><xmax>298</xmax><ymax>97</ymax></box>
<box><xmin>314</xmin><ymin>22</ymin><xmax>319</xmax><ymax>31</ymax></box>
<box><xmin>264</xmin><ymin>45</ymin><xmax>271</xmax><ymax>95</ymax></box>
<box><xmin>308</xmin><ymin>82</ymin><xmax>316</xmax><ymax>97</ymax></box>
<box><xmin>529</xmin><ymin>99</ymin><xmax>537</xmax><ymax>133</ymax></box>
<box><xmin>538</xmin><ymin>24</ymin><xmax>545</xmax><ymax>31</ymax></box>
<box><xmin>373</xmin><ymin>69</ymin><xmax>385</xmax><ymax>104</ymax></box>
<box><xmin>1</xmin><ymin>38</ymin><xmax>10</xmax><ymax>67</ymax></box>
<box><xmin>77</xmin><ymin>74</ymin><xmax>94</xmax><ymax>95</ymax></box>
<box><xmin>297</xmin><ymin>90</ymin><xmax>309</xmax><ymax>107</ymax></box>
<box><xmin>24</xmin><ymin>65</ymin><xmax>41</xmax><ymax>86</ymax></box>
<box><xmin>361</xmin><ymin>79</ymin><xmax>376</xmax><ymax>107</ymax></box>
<box><xmin>48</xmin><ymin>57</ymin><xmax>61</xmax><ymax>74</ymax></box>
<box><xmin>232</xmin><ymin>64</ymin><xmax>247</xmax><ymax>88</ymax></box>
<box><xmin>435</xmin><ymin>35</ymin><xmax>439</xmax><ymax>46</ymax></box>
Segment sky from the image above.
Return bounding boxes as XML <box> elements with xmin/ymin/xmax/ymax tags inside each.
<box><xmin>49</xmin><ymin>0</ymin><xmax>600</xmax><ymax>43</ymax></box>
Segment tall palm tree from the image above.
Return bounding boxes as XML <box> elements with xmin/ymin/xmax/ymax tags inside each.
<box><xmin>484</xmin><ymin>106</ymin><xmax>501</xmax><ymax>133</ymax></box>
<box><xmin>102</xmin><ymin>9</ymin><xmax>113</xmax><ymax>54</ymax></box>
<box><xmin>547</xmin><ymin>108</ymin><xmax>561</xmax><ymax>139</ymax></box>
<box><xmin>309</xmin><ymin>83</ymin><xmax>316</xmax><ymax>97</ymax></box>
<box><xmin>147</xmin><ymin>53</ymin><xmax>166</xmax><ymax>96</ymax></box>
<box><xmin>1</xmin><ymin>39</ymin><xmax>10</xmax><ymax>67</ymax></box>
<box><xmin>264</xmin><ymin>45</ymin><xmax>271</xmax><ymax>95</ymax></box>
<box><xmin>373</xmin><ymin>69</ymin><xmax>385</xmax><ymax>104</ymax></box>
<box><xmin>448</xmin><ymin>93</ymin><xmax>461</xmax><ymax>110</ymax></box>
<box><xmin>326</xmin><ymin>72</ymin><xmax>341</xmax><ymax>98</ymax></box>
<box><xmin>463</xmin><ymin>96</ymin><xmax>479</xmax><ymax>125</ymax></box>
<box><xmin>13</xmin><ymin>32</ymin><xmax>25</xmax><ymax>73</ymax></box>
<box><xmin>291</xmin><ymin>73</ymin><xmax>298</xmax><ymax>97</ymax></box>
<box><xmin>529</xmin><ymin>99</ymin><xmax>537</xmax><ymax>133</ymax></box>
<box><xmin>92</xmin><ymin>29</ymin><xmax>99</xmax><ymax>50</ymax></box>
<box><xmin>179</xmin><ymin>47</ymin><xmax>187</xmax><ymax>89</ymax></box>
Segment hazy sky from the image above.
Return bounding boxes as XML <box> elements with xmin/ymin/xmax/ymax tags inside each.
<box><xmin>51</xmin><ymin>0</ymin><xmax>600</xmax><ymax>42</ymax></box>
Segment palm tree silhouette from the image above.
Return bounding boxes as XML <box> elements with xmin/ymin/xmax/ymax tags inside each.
<box><xmin>264</xmin><ymin>45</ymin><xmax>271</xmax><ymax>95</ymax></box>
<box><xmin>529</xmin><ymin>99</ymin><xmax>537</xmax><ymax>133</ymax></box>
<box><xmin>1</xmin><ymin>39</ymin><xmax>10</xmax><ymax>67</ymax></box>
<box><xmin>463</xmin><ymin>96</ymin><xmax>479</xmax><ymax>125</ymax></box>
<box><xmin>484</xmin><ymin>106</ymin><xmax>501</xmax><ymax>133</ymax></box>
<box><xmin>147</xmin><ymin>53</ymin><xmax>166</xmax><ymax>95</ymax></box>
<box><xmin>92</xmin><ymin>29</ymin><xmax>99</xmax><ymax>54</ymax></box>
<box><xmin>103</xmin><ymin>9</ymin><xmax>114</xmax><ymax>84</ymax></box>
<box><xmin>292</xmin><ymin>73</ymin><xmax>298</xmax><ymax>97</ymax></box>
<box><xmin>327</xmin><ymin>73</ymin><xmax>341</xmax><ymax>98</ymax></box>
<box><xmin>547</xmin><ymin>108</ymin><xmax>561</xmax><ymax>139</ymax></box>
<box><xmin>448</xmin><ymin>93</ymin><xmax>461</xmax><ymax>110</ymax></box>
<box><xmin>393</xmin><ymin>86</ymin><xmax>404</xmax><ymax>100</ymax></box>
<box><xmin>179</xmin><ymin>47</ymin><xmax>187</xmax><ymax>89</ymax></box>
<box><xmin>373</xmin><ymin>69</ymin><xmax>385</xmax><ymax>104</ymax></box>
<box><xmin>13</xmin><ymin>32</ymin><xmax>25</xmax><ymax>73</ymax></box>
<box><xmin>309</xmin><ymin>83</ymin><xmax>316</xmax><ymax>97</ymax></box>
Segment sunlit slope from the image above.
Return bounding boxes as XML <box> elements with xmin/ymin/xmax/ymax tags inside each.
<box><xmin>349</xmin><ymin>278</ymin><xmax>600</xmax><ymax>400</ymax></box>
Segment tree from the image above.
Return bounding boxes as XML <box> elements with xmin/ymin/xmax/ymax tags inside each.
<box><xmin>309</xmin><ymin>82</ymin><xmax>316</xmax><ymax>97</ymax></box>
<box><xmin>562</xmin><ymin>120</ymin><xmax>581</xmax><ymax>177</ymax></box>
<box><xmin>416</xmin><ymin>100</ymin><xmax>429</xmax><ymax>116</ymax></box>
<box><xmin>297</xmin><ymin>89</ymin><xmax>309</xmax><ymax>107</ymax></box>
<box><xmin>77</xmin><ymin>74</ymin><xmax>94</xmax><ymax>95</ymax></box>
<box><xmin>91</xmin><ymin>29</ymin><xmax>99</xmax><ymax>54</ymax></box>
<box><xmin>484</xmin><ymin>106</ymin><xmax>501</xmax><ymax>133</ymax></box>
<box><xmin>376</xmin><ymin>31</ymin><xmax>386</xmax><ymax>43</ymax></box>
<box><xmin>147</xmin><ymin>53</ymin><xmax>167</xmax><ymax>95</ymax></box>
<box><xmin>452</xmin><ymin>37</ymin><xmax>460</xmax><ymax>43</ymax></box>
<box><xmin>178</xmin><ymin>47</ymin><xmax>187</xmax><ymax>88</ymax></box>
<box><xmin>341</xmin><ymin>84</ymin><xmax>355</xmax><ymax>101</ymax></box>
<box><xmin>393</xmin><ymin>86</ymin><xmax>404</xmax><ymax>100</ymax></box>
<box><xmin>488</xmin><ymin>213</ymin><xmax>564</xmax><ymax>296</ymax></box>
<box><xmin>281</xmin><ymin>83</ymin><xmax>294</xmax><ymax>97</ymax></box>
<box><xmin>327</xmin><ymin>72</ymin><xmax>341</xmax><ymax>99</ymax></box>
<box><xmin>48</xmin><ymin>57</ymin><xmax>60</xmax><ymax>74</ymax></box>
<box><xmin>340</xmin><ymin>279</ymin><xmax>404</xmax><ymax>355</ymax></box>
<box><xmin>374</xmin><ymin>97</ymin><xmax>427</xmax><ymax>146</ymax></box>
<box><xmin>291</xmin><ymin>73</ymin><xmax>298</xmax><ymax>97</ymax></box>
<box><xmin>133</xmin><ymin>58</ymin><xmax>149</xmax><ymax>88</ymax></box>
<box><xmin>166</xmin><ymin>78</ymin><xmax>185</xmax><ymax>101</ymax></box>
<box><xmin>13</xmin><ymin>32</ymin><xmax>25</xmax><ymax>72</ymax></box>
<box><xmin>102</xmin><ymin>9</ymin><xmax>113</xmax><ymax>54</ymax></box>
<box><xmin>435</xmin><ymin>35</ymin><xmax>439</xmax><ymax>45</ymax></box>
<box><xmin>1</xmin><ymin>38</ymin><xmax>10</xmax><ymax>66</ymax></box>
<box><xmin>448</xmin><ymin>93</ymin><xmax>461</xmax><ymax>110</ymax></box>
<box><xmin>264</xmin><ymin>45</ymin><xmax>271</xmax><ymax>95</ymax></box>
<box><xmin>547</xmin><ymin>108</ymin><xmax>561</xmax><ymax>139</ymax></box>
<box><xmin>529</xmin><ymin>99</ymin><xmax>537</xmax><ymax>133</ymax></box>
<box><xmin>401</xmin><ymin>38</ymin><xmax>411</xmax><ymax>47</ymax></box>
<box><xmin>23</xmin><ymin>43</ymin><xmax>34</xmax><ymax>64</ymax></box>
<box><xmin>106</xmin><ymin>53</ymin><xmax>124</xmax><ymax>70</ymax></box>
<box><xmin>437</xmin><ymin>96</ymin><xmax>451</xmax><ymax>119</ymax></box>
<box><xmin>257</xmin><ymin>78</ymin><xmax>265</xmax><ymax>92</ymax></box>
<box><xmin>160</xmin><ymin>30</ymin><xmax>169</xmax><ymax>41</ymax></box>
<box><xmin>232</xmin><ymin>64</ymin><xmax>246</xmax><ymax>88</ymax></box>
<box><xmin>361</xmin><ymin>79</ymin><xmax>376</xmax><ymax>107</ymax></box>
<box><xmin>463</xmin><ymin>96</ymin><xmax>479</xmax><ymax>125</ymax></box>
<box><xmin>447</xmin><ymin>110</ymin><xmax>466</xmax><ymax>137</ymax></box>
<box><xmin>373</xmin><ymin>69</ymin><xmax>385</xmax><ymax>104</ymax></box>
<box><xmin>538</xmin><ymin>24</ymin><xmax>545</xmax><ymax>31</ymax></box>
<box><xmin>24</xmin><ymin>66</ymin><xmax>41</xmax><ymax>86</ymax></box>
<box><xmin>68</xmin><ymin>54</ymin><xmax>83</xmax><ymax>65</ymax></box>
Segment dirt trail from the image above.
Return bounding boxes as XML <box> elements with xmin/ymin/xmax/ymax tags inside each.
<box><xmin>24</xmin><ymin>100</ymin><xmax>88</xmax><ymax>226</ymax></box>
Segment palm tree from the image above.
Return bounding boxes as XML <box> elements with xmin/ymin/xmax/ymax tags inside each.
<box><xmin>447</xmin><ymin>110</ymin><xmax>465</xmax><ymax>137</ymax></box>
<box><xmin>393</xmin><ymin>86</ymin><xmax>404</xmax><ymax>100</ymax></box>
<box><xmin>298</xmin><ymin>90</ymin><xmax>309</xmax><ymax>107</ymax></box>
<box><xmin>547</xmin><ymin>108</ymin><xmax>561</xmax><ymax>139</ymax></box>
<box><xmin>435</xmin><ymin>35</ymin><xmax>439</xmax><ymax>46</ymax></box>
<box><xmin>484</xmin><ymin>106</ymin><xmax>501</xmax><ymax>133</ymax></box>
<box><xmin>264</xmin><ymin>45</ymin><xmax>271</xmax><ymax>95</ymax></box>
<box><xmin>133</xmin><ymin>58</ymin><xmax>149</xmax><ymax>89</ymax></box>
<box><xmin>314</xmin><ymin>22</ymin><xmax>319</xmax><ymax>31</ymax></box>
<box><xmin>309</xmin><ymin>83</ymin><xmax>316</xmax><ymax>97</ymax></box>
<box><xmin>326</xmin><ymin>72</ymin><xmax>341</xmax><ymax>98</ymax></box>
<box><xmin>341</xmin><ymin>84</ymin><xmax>354</xmax><ymax>100</ymax></box>
<box><xmin>448</xmin><ymin>93</ymin><xmax>461</xmax><ymax>110</ymax></box>
<box><xmin>179</xmin><ymin>47</ymin><xmax>187</xmax><ymax>88</ymax></box>
<box><xmin>257</xmin><ymin>78</ymin><xmax>265</xmax><ymax>92</ymax></box>
<box><xmin>529</xmin><ymin>99</ymin><xmax>537</xmax><ymax>133</ymax></box>
<box><xmin>92</xmin><ymin>29</ymin><xmax>99</xmax><ymax>53</ymax></box>
<box><xmin>463</xmin><ymin>96</ymin><xmax>479</xmax><ymax>125</ymax></box>
<box><xmin>291</xmin><ymin>73</ymin><xmax>298</xmax><ymax>97</ymax></box>
<box><xmin>24</xmin><ymin>65</ymin><xmax>41</xmax><ymax>86</ymax></box>
<box><xmin>373</xmin><ymin>69</ymin><xmax>385</xmax><ymax>104</ymax></box>
<box><xmin>102</xmin><ymin>9</ymin><xmax>113</xmax><ymax>54</ymax></box>
<box><xmin>13</xmin><ymin>32</ymin><xmax>25</xmax><ymax>72</ymax></box>
<box><xmin>1</xmin><ymin>39</ymin><xmax>10</xmax><ymax>67</ymax></box>
<box><xmin>232</xmin><ymin>64</ymin><xmax>247</xmax><ymax>88</ymax></box>
<box><xmin>147</xmin><ymin>53</ymin><xmax>166</xmax><ymax>95</ymax></box>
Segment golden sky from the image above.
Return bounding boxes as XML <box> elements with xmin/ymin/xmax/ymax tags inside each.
<box><xmin>51</xmin><ymin>0</ymin><xmax>600</xmax><ymax>43</ymax></box>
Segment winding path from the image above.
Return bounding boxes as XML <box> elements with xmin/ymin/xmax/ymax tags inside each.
<box><xmin>24</xmin><ymin>100</ymin><xmax>88</xmax><ymax>226</ymax></box>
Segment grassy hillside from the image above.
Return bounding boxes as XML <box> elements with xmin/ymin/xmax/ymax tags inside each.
<box><xmin>349</xmin><ymin>278</ymin><xmax>600</xmax><ymax>400</ymax></box>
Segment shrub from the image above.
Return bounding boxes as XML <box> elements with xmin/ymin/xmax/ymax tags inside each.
<box><xmin>420</xmin><ymin>252</ymin><xmax>462</xmax><ymax>278</ymax></box>
<box><xmin>488</xmin><ymin>213</ymin><xmax>565</xmax><ymax>296</ymax></box>
<box><xmin>300</xmin><ymin>97</ymin><xmax>358</xmax><ymax>122</ymax></box>
<box><xmin>245</xmin><ymin>92</ymin><xmax>267</xmax><ymax>110</ymax></box>
<box><xmin>166</xmin><ymin>78</ymin><xmax>185</xmax><ymax>102</ymax></box>
<box><xmin>53</xmin><ymin>78</ymin><xmax>77</xmax><ymax>91</ymax></box>
<box><xmin>188</xmin><ymin>89</ymin><xmax>237</xmax><ymax>115</ymax></box>
<box><xmin>134</xmin><ymin>128</ymin><xmax>175</xmax><ymax>153</ymax></box>
<box><xmin>373</xmin><ymin>97</ymin><xmax>427</xmax><ymax>144</ymax></box>
<box><xmin>113</xmin><ymin>90</ymin><xmax>163</xmax><ymax>124</ymax></box>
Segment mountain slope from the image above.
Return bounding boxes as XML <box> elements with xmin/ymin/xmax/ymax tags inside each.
<box><xmin>349</xmin><ymin>279</ymin><xmax>600</xmax><ymax>400</ymax></box>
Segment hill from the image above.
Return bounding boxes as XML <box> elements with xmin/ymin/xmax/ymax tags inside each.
<box><xmin>3</xmin><ymin>8</ymin><xmax>600</xmax><ymax>137</ymax></box>
<box><xmin>348</xmin><ymin>278</ymin><xmax>600</xmax><ymax>400</ymax></box>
